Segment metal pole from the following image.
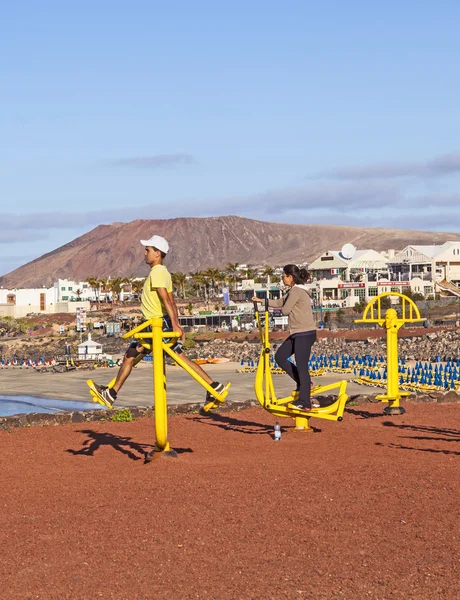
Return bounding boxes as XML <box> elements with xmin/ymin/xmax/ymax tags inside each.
<box><xmin>147</xmin><ymin>317</ymin><xmax>177</xmax><ymax>460</ymax></box>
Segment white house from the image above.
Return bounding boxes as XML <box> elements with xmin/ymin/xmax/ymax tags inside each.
<box><xmin>77</xmin><ymin>334</ymin><xmax>103</xmax><ymax>360</ymax></box>
<box><xmin>306</xmin><ymin>245</ymin><xmax>437</xmax><ymax>307</ymax></box>
<box><xmin>388</xmin><ymin>242</ymin><xmax>460</xmax><ymax>298</ymax></box>
<box><xmin>0</xmin><ymin>284</ymin><xmax>90</xmax><ymax>317</ymax></box>
<box><xmin>308</xmin><ymin>248</ymin><xmax>389</xmax><ymax>282</ymax></box>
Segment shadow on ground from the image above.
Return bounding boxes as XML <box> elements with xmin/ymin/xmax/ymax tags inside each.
<box><xmin>346</xmin><ymin>407</ymin><xmax>388</xmax><ymax>419</ymax></box>
<box><xmin>191</xmin><ymin>410</ymin><xmax>322</xmax><ymax>435</ymax></box>
<box><xmin>67</xmin><ymin>429</ymin><xmax>193</xmax><ymax>462</ymax></box>
<box><xmin>376</xmin><ymin>421</ymin><xmax>460</xmax><ymax>456</ymax></box>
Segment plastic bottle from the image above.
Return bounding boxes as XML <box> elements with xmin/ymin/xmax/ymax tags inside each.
<box><xmin>274</xmin><ymin>422</ymin><xmax>281</xmax><ymax>441</ymax></box>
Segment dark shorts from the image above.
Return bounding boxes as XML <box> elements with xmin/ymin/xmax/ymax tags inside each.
<box><xmin>127</xmin><ymin>317</ymin><xmax>183</xmax><ymax>357</ymax></box>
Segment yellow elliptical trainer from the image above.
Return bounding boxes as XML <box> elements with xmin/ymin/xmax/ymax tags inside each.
<box><xmin>88</xmin><ymin>318</ymin><xmax>230</xmax><ymax>459</ymax></box>
<box><xmin>354</xmin><ymin>292</ymin><xmax>426</xmax><ymax>415</ymax></box>
<box><xmin>250</xmin><ymin>299</ymin><xmax>348</xmax><ymax>432</ymax></box>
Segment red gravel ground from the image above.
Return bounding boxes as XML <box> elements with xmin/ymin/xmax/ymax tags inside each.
<box><xmin>1</xmin><ymin>402</ymin><xmax>459</xmax><ymax>600</ymax></box>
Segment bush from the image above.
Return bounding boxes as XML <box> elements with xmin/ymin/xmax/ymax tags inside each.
<box><xmin>109</xmin><ymin>408</ymin><xmax>133</xmax><ymax>422</ymax></box>
<box><xmin>183</xmin><ymin>336</ymin><xmax>196</xmax><ymax>351</ymax></box>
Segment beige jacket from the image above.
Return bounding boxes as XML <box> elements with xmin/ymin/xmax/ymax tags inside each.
<box><xmin>268</xmin><ymin>285</ymin><xmax>315</xmax><ymax>335</ymax></box>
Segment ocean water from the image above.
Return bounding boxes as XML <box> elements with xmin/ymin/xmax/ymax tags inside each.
<box><xmin>0</xmin><ymin>395</ymin><xmax>103</xmax><ymax>417</ymax></box>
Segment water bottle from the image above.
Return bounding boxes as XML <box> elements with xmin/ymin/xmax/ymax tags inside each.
<box><xmin>274</xmin><ymin>422</ymin><xmax>281</xmax><ymax>441</ymax></box>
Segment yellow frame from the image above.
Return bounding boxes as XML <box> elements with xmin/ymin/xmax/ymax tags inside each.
<box><xmin>123</xmin><ymin>318</ymin><xmax>230</xmax><ymax>458</ymax></box>
<box><xmin>354</xmin><ymin>292</ymin><xmax>426</xmax><ymax>413</ymax></box>
<box><xmin>253</xmin><ymin>302</ymin><xmax>349</xmax><ymax>432</ymax></box>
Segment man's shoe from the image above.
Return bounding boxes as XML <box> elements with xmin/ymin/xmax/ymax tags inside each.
<box><xmin>94</xmin><ymin>384</ymin><xmax>116</xmax><ymax>407</ymax></box>
<box><xmin>205</xmin><ymin>381</ymin><xmax>225</xmax><ymax>403</ymax></box>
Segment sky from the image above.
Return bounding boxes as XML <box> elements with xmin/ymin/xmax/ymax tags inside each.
<box><xmin>2</xmin><ymin>0</ymin><xmax>460</xmax><ymax>275</ymax></box>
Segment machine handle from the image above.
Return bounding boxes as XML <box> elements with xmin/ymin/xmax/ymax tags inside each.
<box><xmin>253</xmin><ymin>301</ymin><xmax>259</xmax><ymax>314</ymax></box>
<box><xmin>265</xmin><ymin>297</ymin><xmax>269</xmax><ymax>312</ymax></box>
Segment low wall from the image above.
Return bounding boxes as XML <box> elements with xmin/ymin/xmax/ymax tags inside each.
<box><xmin>1</xmin><ymin>391</ymin><xmax>459</xmax><ymax>431</ymax></box>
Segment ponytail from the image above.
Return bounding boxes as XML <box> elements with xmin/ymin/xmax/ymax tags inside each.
<box><xmin>283</xmin><ymin>264</ymin><xmax>310</xmax><ymax>285</ymax></box>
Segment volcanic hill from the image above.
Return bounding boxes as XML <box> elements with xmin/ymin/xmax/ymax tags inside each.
<box><xmin>2</xmin><ymin>216</ymin><xmax>460</xmax><ymax>287</ymax></box>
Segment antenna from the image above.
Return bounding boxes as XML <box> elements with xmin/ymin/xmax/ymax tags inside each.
<box><xmin>340</xmin><ymin>243</ymin><xmax>356</xmax><ymax>260</ymax></box>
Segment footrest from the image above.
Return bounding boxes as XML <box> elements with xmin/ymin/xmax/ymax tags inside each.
<box><xmin>86</xmin><ymin>379</ymin><xmax>114</xmax><ymax>409</ymax></box>
<box><xmin>287</xmin><ymin>402</ymin><xmax>318</xmax><ymax>415</ymax></box>
<box><xmin>202</xmin><ymin>382</ymin><xmax>231</xmax><ymax>413</ymax></box>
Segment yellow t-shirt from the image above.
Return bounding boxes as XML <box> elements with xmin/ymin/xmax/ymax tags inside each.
<box><xmin>141</xmin><ymin>264</ymin><xmax>172</xmax><ymax>319</ymax></box>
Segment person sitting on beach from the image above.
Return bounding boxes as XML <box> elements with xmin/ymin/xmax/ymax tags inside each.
<box><xmin>252</xmin><ymin>264</ymin><xmax>318</xmax><ymax>411</ymax></box>
<box><xmin>94</xmin><ymin>235</ymin><xmax>226</xmax><ymax>406</ymax></box>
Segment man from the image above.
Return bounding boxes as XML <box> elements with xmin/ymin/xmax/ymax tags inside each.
<box><xmin>94</xmin><ymin>234</ymin><xmax>225</xmax><ymax>406</ymax></box>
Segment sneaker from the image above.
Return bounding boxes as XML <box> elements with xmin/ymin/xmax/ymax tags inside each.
<box><xmin>290</xmin><ymin>400</ymin><xmax>312</xmax><ymax>412</ymax></box>
<box><xmin>205</xmin><ymin>381</ymin><xmax>225</xmax><ymax>403</ymax></box>
<box><xmin>94</xmin><ymin>384</ymin><xmax>117</xmax><ymax>407</ymax></box>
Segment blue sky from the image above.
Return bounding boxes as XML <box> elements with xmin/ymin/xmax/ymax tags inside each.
<box><xmin>2</xmin><ymin>0</ymin><xmax>460</xmax><ymax>275</ymax></box>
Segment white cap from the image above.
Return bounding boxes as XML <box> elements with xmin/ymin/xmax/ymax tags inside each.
<box><xmin>140</xmin><ymin>235</ymin><xmax>169</xmax><ymax>254</ymax></box>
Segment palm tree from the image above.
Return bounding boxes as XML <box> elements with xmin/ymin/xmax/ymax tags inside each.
<box><xmin>190</xmin><ymin>271</ymin><xmax>206</xmax><ymax>300</ymax></box>
<box><xmin>203</xmin><ymin>267</ymin><xmax>221</xmax><ymax>297</ymax></box>
<box><xmin>262</xmin><ymin>266</ymin><xmax>274</xmax><ymax>279</ymax></box>
<box><xmin>85</xmin><ymin>277</ymin><xmax>100</xmax><ymax>304</ymax></box>
<box><xmin>215</xmin><ymin>270</ymin><xmax>228</xmax><ymax>290</ymax></box>
<box><xmin>171</xmin><ymin>272</ymin><xmax>187</xmax><ymax>299</ymax></box>
<box><xmin>108</xmin><ymin>277</ymin><xmax>124</xmax><ymax>304</ymax></box>
<box><xmin>244</xmin><ymin>264</ymin><xmax>257</xmax><ymax>280</ymax></box>
<box><xmin>75</xmin><ymin>288</ymin><xmax>83</xmax><ymax>301</ymax></box>
<box><xmin>225</xmin><ymin>262</ymin><xmax>241</xmax><ymax>291</ymax></box>
<box><xmin>98</xmin><ymin>278</ymin><xmax>108</xmax><ymax>303</ymax></box>
<box><xmin>131</xmin><ymin>278</ymin><xmax>145</xmax><ymax>300</ymax></box>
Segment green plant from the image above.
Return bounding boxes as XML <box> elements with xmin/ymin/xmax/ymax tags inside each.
<box><xmin>353</xmin><ymin>301</ymin><xmax>366</xmax><ymax>314</ymax></box>
<box><xmin>109</xmin><ymin>408</ymin><xmax>133</xmax><ymax>422</ymax></box>
<box><xmin>183</xmin><ymin>336</ymin><xmax>196</xmax><ymax>350</ymax></box>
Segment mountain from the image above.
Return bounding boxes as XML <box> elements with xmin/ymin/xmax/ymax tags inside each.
<box><xmin>2</xmin><ymin>216</ymin><xmax>460</xmax><ymax>288</ymax></box>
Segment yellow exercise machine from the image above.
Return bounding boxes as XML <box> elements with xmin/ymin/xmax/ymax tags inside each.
<box><xmin>88</xmin><ymin>318</ymin><xmax>230</xmax><ymax>460</ymax></box>
<box><xmin>248</xmin><ymin>299</ymin><xmax>349</xmax><ymax>432</ymax></box>
<box><xmin>354</xmin><ymin>292</ymin><xmax>426</xmax><ymax>415</ymax></box>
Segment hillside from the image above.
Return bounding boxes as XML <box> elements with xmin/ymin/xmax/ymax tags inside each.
<box><xmin>2</xmin><ymin>216</ymin><xmax>460</xmax><ymax>288</ymax></box>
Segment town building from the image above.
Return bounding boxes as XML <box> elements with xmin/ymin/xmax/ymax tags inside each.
<box><xmin>77</xmin><ymin>334</ymin><xmax>103</xmax><ymax>360</ymax></box>
<box><xmin>306</xmin><ymin>242</ymin><xmax>460</xmax><ymax>307</ymax></box>
<box><xmin>0</xmin><ymin>283</ymin><xmax>90</xmax><ymax>318</ymax></box>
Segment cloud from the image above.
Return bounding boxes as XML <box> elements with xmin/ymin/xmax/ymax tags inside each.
<box><xmin>0</xmin><ymin>229</ymin><xmax>49</xmax><ymax>243</ymax></box>
<box><xmin>252</xmin><ymin>181</ymin><xmax>402</xmax><ymax>213</ymax></box>
<box><xmin>313</xmin><ymin>152</ymin><xmax>460</xmax><ymax>181</ymax></box>
<box><xmin>1</xmin><ymin>186</ymin><xmax>460</xmax><ymax>236</ymax></box>
<box><xmin>0</xmin><ymin>255</ymin><xmax>37</xmax><ymax>276</ymax></box>
<box><xmin>107</xmin><ymin>154</ymin><xmax>197</xmax><ymax>169</ymax></box>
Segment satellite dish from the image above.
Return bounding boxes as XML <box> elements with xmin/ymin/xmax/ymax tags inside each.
<box><xmin>340</xmin><ymin>243</ymin><xmax>356</xmax><ymax>260</ymax></box>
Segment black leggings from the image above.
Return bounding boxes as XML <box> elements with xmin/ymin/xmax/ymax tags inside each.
<box><xmin>275</xmin><ymin>332</ymin><xmax>317</xmax><ymax>407</ymax></box>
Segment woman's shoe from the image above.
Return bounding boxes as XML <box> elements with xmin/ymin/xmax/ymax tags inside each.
<box><xmin>289</xmin><ymin>401</ymin><xmax>312</xmax><ymax>411</ymax></box>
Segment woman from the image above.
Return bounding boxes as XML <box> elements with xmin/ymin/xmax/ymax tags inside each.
<box><xmin>253</xmin><ymin>264</ymin><xmax>317</xmax><ymax>411</ymax></box>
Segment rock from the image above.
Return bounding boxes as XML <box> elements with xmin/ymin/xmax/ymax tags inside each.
<box><xmin>437</xmin><ymin>390</ymin><xmax>460</xmax><ymax>403</ymax></box>
<box><xmin>413</xmin><ymin>394</ymin><xmax>436</xmax><ymax>403</ymax></box>
<box><xmin>71</xmin><ymin>411</ymin><xmax>87</xmax><ymax>422</ymax></box>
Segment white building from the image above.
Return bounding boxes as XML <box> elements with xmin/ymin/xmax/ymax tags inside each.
<box><xmin>308</xmin><ymin>248</ymin><xmax>389</xmax><ymax>283</ymax></box>
<box><xmin>55</xmin><ymin>279</ymin><xmax>95</xmax><ymax>303</ymax></box>
<box><xmin>388</xmin><ymin>242</ymin><xmax>460</xmax><ymax>297</ymax></box>
<box><xmin>0</xmin><ymin>283</ymin><xmax>90</xmax><ymax>318</ymax></box>
<box><xmin>305</xmin><ymin>243</ymin><xmax>460</xmax><ymax>306</ymax></box>
<box><xmin>77</xmin><ymin>334</ymin><xmax>103</xmax><ymax>360</ymax></box>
